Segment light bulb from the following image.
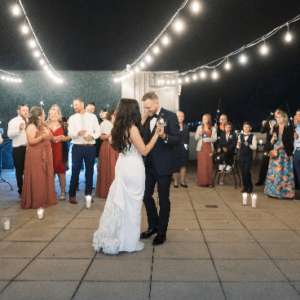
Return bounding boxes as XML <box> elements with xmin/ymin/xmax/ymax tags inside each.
<box><xmin>157</xmin><ymin>80</ymin><xmax>161</xmax><ymax>84</ymax></box>
<box><xmin>174</xmin><ymin>20</ymin><xmax>183</xmax><ymax>32</ymax></box>
<box><xmin>44</xmin><ymin>65</ymin><xmax>49</xmax><ymax>71</ymax></box>
<box><xmin>178</xmin><ymin>78</ymin><xmax>182</xmax><ymax>84</ymax></box>
<box><xmin>200</xmin><ymin>70</ymin><xmax>206</xmax><ymax>79</ymax></box>
<box><xmin>29</xmin><ymin>39</ymin><xmax>36</xmax><ymax>48</ymax></box>
<box><xmin>212</xmin><ymin>70</ymin><xmax>219</xmax><ymax>80</ymax></box>
<box><xmin>161</xmin><ymin>79</ymin><xmax>165</xmax><ymax>84</ymax></box>
<box><xmin>18</xmin><ymin>79</ymin><xmax>22</xmax><ymax>83</ymax></box>
<box><xmin>285</xmin><ymin>32</ymin><xmax>292</xmax><ymax>42</ymax></box>
<box><xmin>1</xmin><ymin>76</ymin><xmax>4</xmax><ymax>80</ymax></box>
<box><xmin>260</xmin><ymin>44</ymin><xmax>268</xmax><ymax>55</ymax></box>
<box><xmin>145</xmin><ymin>55</ymin><xmax>152</xmax><ymax>62</ymax></box>
<box><xmin>172</xmin><ymin>80</ymin><xmax>175</xmax><ymax>84</ymax></box>
<box><xmin>225</xmin><ymin>62</ymin><xmax>231</xmax><ymax>70</ymax></box>
<box><xmin>114</xmin><ymin>78</ymin><xmax>118</xmax><ymax>82</ymax></box>
<box><xmin>140</xmin><ymin>61</ymin><xmax>145</xmax><ymax>68</ymax></box>
<box><xmin>162</xmin><ymin>35</ymin><xmax>169</xmax><ymax>45</ymax></box>
<box><xmin>185</xmin><ymin>77</ymin><xmax>189</xmax><ymax>82</ymax></box>
<box><xmin>40</xmin><ymin>59</ymin><xmax>45</xmax><ymax>65</ymax></box>
<box><xmin>153</xmin><ymin>46</ymin><xmax>160</xmax><ymax>54</ymax></box>
<box><xmin>13</xmin><ymin>5</ymin><xmax>20</xmax><ymax>15</ymax></box>
<box><xmin>192</xmin><ymin>1</ymin><xmax>200</xmax><ymax>12</ymax></box>
<box><xmin>130</xmin><ymin>70</ymin><xmax>134</xmax><ymax>75</ymax></box>
<box><xmin>34</xmin><ymin>51</ymin><xmax>40</xmax><ymax>57</ymax></box>
<box><xmin>239</xmin><ymin>54</ymin><xmax>247</xmax><ymax>64</ymax></box>
<box><xmin>22</xmin><ymin>25</ymin><xmax>29</xmax><ymax>34</ymax></box>
<box><xmin>126</xmin><ymin>74</ymin><xmax>130</xmax><ymax>78</ymax></box>
<box><xmin>135</xmin><ymin>66</ymin><xmax>140</xmax><ymax>72</ymax></box>
<box><xmin>193</xmin><ymin>74</ymin><xmax>197</xmax><ymax>80</ymax></box>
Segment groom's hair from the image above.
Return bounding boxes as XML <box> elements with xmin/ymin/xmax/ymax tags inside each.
<box><xmin>142</xmin><ymin>92</ymin><xmax>158</xmax><ymax>102</ymax></box>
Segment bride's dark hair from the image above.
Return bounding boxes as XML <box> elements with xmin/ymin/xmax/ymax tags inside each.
<box><xmin>111</xmin><ymin>98</ymin><xmax>142</xmax><ymax>154</ymax></box>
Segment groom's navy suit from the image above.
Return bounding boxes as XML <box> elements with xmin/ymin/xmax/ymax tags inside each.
<box><xmin>142</xmin><ymin>107</ymin><xmax>181</xmax><ymax>235</ymax></box>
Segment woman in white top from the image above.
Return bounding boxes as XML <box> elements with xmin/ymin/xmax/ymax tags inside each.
<box><xmin>95</xmin><ymin>110</ymin><xmax>119</xmax><ymax>198</ymax></box>
<box><xmin>195</xmin><ymin>114</ymin><xmax>217</xmax><ymax>187</ymax></box>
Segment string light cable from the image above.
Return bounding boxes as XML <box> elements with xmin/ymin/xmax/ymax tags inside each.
<box><xmin>11</xmin><ymin>0</ymin><xmax>63</xmax><ymax>83</ymax></box>
<box><xmin>176</xmin><ymin>13</ymin><xmax>300</xmax><ymax>81</ymax></box>
<box><xmin>0</xmin><ymin>68</ymin><xmax>22</xmax><ymax>83</ymax></box>
<box><xmin>114</xmin><ymin>0</ymin><xmax>201</xmax><ymax>81</ymax></box>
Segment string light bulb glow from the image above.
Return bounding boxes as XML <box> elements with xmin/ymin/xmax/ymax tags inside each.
<box><xmin>167</xmin><ymin>80</ymin><xmax>170</xmax><ymax>84</ymax></box>
<box><xmin>22</xmin><ymin>25</ymin><xmax>29</xmax><ymax>34</ymax></box>
<box><xmin>140</xmin><ymin>61</ymin><xmax>145</xmax><ymax>68</ymax></box>
<box><xmin>192</xmin><ymin>1</ymin><xmax>200</xmax><ymax>12</ymax></box>
<box><xmin>13</xmin><ymin>5</ymin><xmax>21</xmax><ymax>16</ymax></box>
<box><xmin>135</xmin><ymin>66</ymin><xmax>140</xmax><ymax>73</ymax></box>
<box><xmin>212</xmin><ymin>70</ymin><xmax>219</xmax><ymax>80</ymax></box>
<box><xmin>178</xmin><ymin>78</ymin><xmax>182</xmax><ymax>84</ymax></box>
<box><xmin>193</xmin><ymin>74</ymin><xmax>197</xmax><ymax>80</ymax></box>
<box><xmin>200</xmin><ymin>70</ymin><xmax>207</xmax><ymax>79</ymax></box>
<box><xmin>185</xmin><ymin>77</ymin><xmax>189</xmax><ymax>82</ymax></box>
<box><xmin>174</xmin><ymin>19</ymin><xmax>184</xmax><ymax>32</ymax></box>
<box><xmin>39</xmin><ymin>59</ymin><xmax>45</xmax><ymax>65</ymax></box>
<box><xmin>153</xmin><ymin>46</ymin><xmax>160</xmax><ymax>54</ymax></box>
<box><xmin>145</xmin><ymin>55</ymin><xmax>152</xmax><ymax>62</ymax></box>
<box><xmin>285</xmin><ymin>31</ymin><xmax>292</xmax><ymax>42</ymax></box>
<box><xmin>162</xmin><ymin>35</ymin><xmax>169</xmax><ymax>45</ymax></box>
<box><xmin>260</xmin><ymin>41</ymin><xmax>268</xmax><ymax>55</ymax></box>
<box><xmin>225</xmin><ymin>61</ymin><xmax>231</xmax><ymax>70</ymax></box>
<box><xmin>34</xmin><ymin>51</ymin><xmax>40</xmax><ymax>57</ymax></box>
<box><xmin>239</xmin><ymin>54</ymin><xmax>247</xmax><ymax>64</ymax></box>
<box><xmin>29</xmin><ymin>39</ymin><xmax>36</xmax><ymax>48</ymax></box>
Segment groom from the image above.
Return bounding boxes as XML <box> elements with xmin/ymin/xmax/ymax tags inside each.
<box><xmin>141</xmin><ymin>92</ymin><xmax>181</xmax><ymax>246</ymax></box>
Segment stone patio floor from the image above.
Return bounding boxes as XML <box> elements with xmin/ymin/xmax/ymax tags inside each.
<box><xmin>0</xmin><ymin>162</ymin><xmax>300</xmax><ymax>300</ymax></box>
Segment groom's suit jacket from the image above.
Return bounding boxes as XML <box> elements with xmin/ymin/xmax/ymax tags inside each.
<box><xmin>142</xmin><ymin>107</ymin><xmax>181</xmax><ymax>176</ymax></box>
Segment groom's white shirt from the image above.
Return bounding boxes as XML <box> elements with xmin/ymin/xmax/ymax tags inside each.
<box><xmin>150</xmin><ymin>107</ymin><xmax>161</xmax><ymax>132</ymax></box>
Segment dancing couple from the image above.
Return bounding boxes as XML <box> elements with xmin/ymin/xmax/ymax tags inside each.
<box><xmin>93</xmin><ymin>92</ymin><xmax>181</xmax><ymax>254</ymax></box>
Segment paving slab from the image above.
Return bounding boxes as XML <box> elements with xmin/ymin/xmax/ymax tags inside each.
<box><xmin>53</xmin><ymin>228</ymin><xmax>95</xmax><ymax>243</ymax></box>
<box><xmin>152</xmin><ymin>259</ymin><xmax>218</xmax><ymax>282</ymax></box>
<box><xmin>275</xmin><ymin>260</ymin><xmax>300</xmax><ymax>280</ymax></box>
<box><xmin>66</xmin><ymin>218</ymin><xmax>99</xmax><ymax>229</ymax></box>
<box><xmin>208</xmin><ymin>242</ymin><xmax>268</xmax><ymax>259</ymax></box>
<box><xmin>222</xmin><ymin>282</ymin><xmax>300</xmax><ymax>300</ymax></box>
<box><xmin>154</xmin><ymin>242</ymin><xmax>210</xmax><ymax>259</ymax></box>
<box><xmin>241</xmin><ymin>220</ymin><xmax>290</xmax><ymax>230</ymax></box>
<box><xmin>214</xmin><ymin>260</ymin><xmax>287</xmax><ymax>282</ymax></box>
<box><xmin>0</xmin><ymin>242</ymin><xmax>48</xmax><ymax>259</ymax></box>
<box><xmin>170</xmin><ymin>203</ymin><xmax>194</xmax><ymax>211</ymax></box>
<box><xmin>168</xmin><ymin>219</ymin><xmax>200</xmax><ymax>230</ymax></box>
<box><xmin>3</xmin><ymin>228</ymin><xmax>61</xmax><ymax>242</ymax></box>
<box><xmin>74</xmin><ymin>282</ymin><xmax>149</xmax><ymax>300</ymax></box>
<box><xmin>169</xmin><ymin>211</ymin><xmax>197</xmax><ymax>220</ymax></box>
<box><xmin>166</xmin><ymin>229</ymin><xmax>204</xmax><ymax>242</ymax></box>
<box><xmin>200</xmin><ymin>220</ymin><xmax>245</xmax><ymax>230</ymax></box>
<box><xmin>20</xmin><ymin>217</ymin><xmax>73</xmax><ymax>229</ymax></box>
<box><xmin>84</xmin><ymin>259</ymin><xmax>151</xmax><ymax>281</ymax></box>
<box><xmin>233</xmin><ymin>211</ymin><xmax>278</xmax><ymax>220</ymax></box>
<box><xmin>0</xmin><ymin>259</ymin><xmax>31</xmax><ymax>280</ymax></box>
<box><xmin>0</xmin><ymin>281</ymin><xmax>10</xmax><ymax>293</ymax></box>
<box><xmin>196</xmin><ymin>211</ymin><xmax>237</xmax><ymax>220</ymax></box>
<box><xmin>260</xmin><ymin>243</ymin><xmax>300</xmax><ymax>259</ymax></box>
<box><xmin>0</xmin><ymin>281</ymin><xmax>79</xmax><ymax>300</ymax></box>
<box><xmin>75</xmin><ymin>209</ymin><xmax>103</xmax><ymax>219</ymax></box>
<box><xmin>249</xmin><ymin>230</ymin><xmax>300</xmax><ymax>243</ymax></box>
<box><xmin>202</xmin><ymin>230</ymin><xmax>255</xmax><ymax>243</ymax></box>
<box><xmin>292</xmin><ymin>281</ymin><xmax>300</xmax><ymax>294</ymax></box>
<box><xmin>38</xmin><ymin>242</ymin><xmax>95</xmax><ymax>259</ymax></box>
<box><xmin>150</xmin><ymin>282</ymin><xmax>225</xmax><ymax>300</ymax></box>
<box><xmin>16</xmin><ymin>258</ymin><xmax>91</xmax><ymax>281</ymax></box>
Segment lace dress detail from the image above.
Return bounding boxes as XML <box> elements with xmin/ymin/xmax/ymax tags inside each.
<box><xmin>93</xmin><ymin>144</ymin><xmax>145</xmax><ymax>254</ymax></box>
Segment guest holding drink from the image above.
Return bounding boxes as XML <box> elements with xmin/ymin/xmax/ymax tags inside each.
<box><xmin>21</xmin><ymin>107</ymin><xmax>57</xmax><ymax>209</ymax></box>
<box><xmin>264</xmin><ymin>110</ymin><xmax>295</xmax><ymax>199</ymax></box>
<box><xmin>96</xmin><ymin>109</ymin><xmax>119</xmax><ymax>198</ymax></box>
<box><xmin>195</xmin><ymin>114</ymin><xmax>217</xmax><ymax>187</ymax></box>
<box><xmin>7</xmin><ymin>104</ymin><xmax>29</xmax><ymax>197</ymax></box>
<box><xmin>47</xmin><ymin>108</ymin><xmax>70</xmax><ymax>200</ymax></box>
<box><xmin>173</xmin><ymin>111</ymin><xmax>189</xmax><ymax>188</ymax></box>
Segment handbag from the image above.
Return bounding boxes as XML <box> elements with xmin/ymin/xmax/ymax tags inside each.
<box><xmin>269</xmin><ymin>149</ymin><xmax>278</xmax><ymax>160</ymax></box>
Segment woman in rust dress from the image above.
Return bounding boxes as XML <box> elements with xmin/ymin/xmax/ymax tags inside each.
<box><xmin>21</xmin><ymin>107</ymin><xmax>58</xmax><ymax>209</ymax></box>
<box><xmin>48</xmin><ymin>107</ymin><xmax>70</xmax><ymax>200</ymax></box>
<box><xmin>195</xmin><ymin>114</ymin><xmax>217</xmax><ymax>187</ymax></box>
<box><xmin>96</xmin><ymin>110</ymin><xmax>119</xmax><ymax>198</ymax></box>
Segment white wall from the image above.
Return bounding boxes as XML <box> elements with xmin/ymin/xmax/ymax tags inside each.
<box><xmin>122</xmin><ymin>71</ymin><xmax>180</xmax><ymax>113</ymax></box>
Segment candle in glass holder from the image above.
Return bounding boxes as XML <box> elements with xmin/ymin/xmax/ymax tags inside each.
<box><xmin>251</xmin><ymin>194</ymin><xmax>257</xmax><ymax>208</ymax></box>
<box><xmin>37</xmin><ymin>208</ymin><xmax>44</xmax><ymax>219</ymax></box>
<box><xmin>86</xmin><ymin>196</ymin><xmax>92</xmax><ymax>209</ymax></box>
<box><xmin>242</xmin><ymin>193</ymin><xmax>247</xmax><ymax>206</ymax></box>
<box><xmin>2</xmin><ymin>218</ymin><xmax>10</xmax><ymax>231</ymax></box>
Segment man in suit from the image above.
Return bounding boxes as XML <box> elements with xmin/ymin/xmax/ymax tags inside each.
<box><xmin>140</xmin><ymin>92</ymin><xmax>181</xmax><ymax>246</ymax></box>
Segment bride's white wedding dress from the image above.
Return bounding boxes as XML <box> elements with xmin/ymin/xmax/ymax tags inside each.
<box><xmin>93</xmin><ymin>144</ymin><xmax>145</xmax><ymax>254</ymax></box>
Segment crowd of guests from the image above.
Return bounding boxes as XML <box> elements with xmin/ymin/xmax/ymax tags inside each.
<box><xmin>6</xmin><ymin>101</ymin><xmax>300</xmax><ymax>211</ymax></box>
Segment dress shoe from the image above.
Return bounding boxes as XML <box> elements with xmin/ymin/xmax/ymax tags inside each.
<box><xmin>69</xmin><ymin>197</ymin><xmax>77</xmax><ymax>204</ymax></box>
<box><xmin>140</xmin><ymin>227</ymin><xmax>158</xmax><ymax>239</ymax></box>
<box><xmin>241</xmin><ymin>186</ymin><xmax>248</xmax><ymax>193</ymax></box>
<box><xmin>246</xmin><ymin>185</ymin><xmax>253</xmax><ymax>194</ymax></box>
<box><xmin>181</xmin><ymin>183</ymin><xmax>188</xmax><ymax>188</ymax></box>
<box><xmin>255</xmin><ymin>181</ymin><xmax>264</xmax><ymax>186</ymax></box>
<box><xmin>152</xmin><ymin>234</ymin><xmax>166</xmax><ymax>246</ymax></box>
<box><xmin>173</xmin><ymin>184</ymin><xmax>179</xmax><ymax>188</ymax></box>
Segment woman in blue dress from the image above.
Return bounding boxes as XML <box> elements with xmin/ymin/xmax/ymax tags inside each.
<box><xmin>264</xmin><ymin>110</ymin><xmax>295</xmax><ymax>199</ymax></box>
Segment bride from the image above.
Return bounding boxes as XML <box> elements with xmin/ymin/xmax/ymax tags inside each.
<box><xmin>93</xmin><ymin>98</ymin><xmax>159</xmax><ymax>254</ymax></box>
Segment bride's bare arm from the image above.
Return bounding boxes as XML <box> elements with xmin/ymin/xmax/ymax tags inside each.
<box><xmin>130</xmin><ymin>126</ymin><xmax>159</xmax><ymax>156</ymax></box>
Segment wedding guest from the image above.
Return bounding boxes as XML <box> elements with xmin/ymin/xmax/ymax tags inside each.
<box><xmin>293</xmin><ymin>109</ymin><xmax>300</xmax><ymax>195</ymax></box>
<box><xmin>86</xmin><ymin>102</ymin><xmax>95</xmax><ymax>114</ymax></box>
<box><xmin>47</xmin><ymin>108</ymin><xmax>70</xmax><ymax>200</ymax></box>
<box><xmin>51</xmin><ymin>104</ymin><xmax>67</xmax><ymax>122</ymax></box>
<box><xmin>7</xmin><ymin>104</ymin><xmax>29</xmax><ymax>197</ymax></box>
<box><xmin>173</xmin><ymin>111</ymin><xmax>190</xmax><ymax>188</ymax></box>
<box><xmin>68</xmin><ymin>98</ymin><xmax>101</xmax><ymax>204</ymax></box>
<box><xmin>21</xmin><ymin>107</ymin><xmax>57</xmax><ymax>209</ymax></box>
<box><xmin>264</xmin><ymin>110</ymin><xmax>295</xmax><ymax>199</ymax></box>
<box><xmin>214</xmin><ymin>114</ymin><xmax>228</xmax><ymax>150</ymax></box>
<box><xmin>255</xmin><ymin>108</ymin><xmax>281</xmax><ymax>186</ymax></box>
<box><xmin>237</xmin><ymin>122</ymin><xmax>257</xmax><ymax>193</ymax></box>
<box><xmin>95</xmin><ymin>109</ymin><xmax>108</xmax><ymax>158</ymax></box>
<box><xmin>195</xmin><ymin>114</ymin><xmax>217</xmax><ymax>187</ymax></box>
<box><xmin>96</xmin><ymin>109</ymin><xmax>119</xmax><ymax>198</ymax></box>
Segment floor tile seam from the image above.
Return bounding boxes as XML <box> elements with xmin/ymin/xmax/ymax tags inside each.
<box><xmin>187</xmin><ymin>189</ymin><xmax>228</xmax><ymax>300</ymax></box>
<box><xmin>0</xmin><ymin>204</ymin><xmax>87</xmax><ymax>296</ymax></box>
<box><xmin>214</xmin><ymin>188</ymin><xmax>300</xmax><ymax>297</ymax></box>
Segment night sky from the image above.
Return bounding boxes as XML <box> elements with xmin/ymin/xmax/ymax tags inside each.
<box><xmin>1</xmin><ymin>0</ymin><xmax>300</xmax><ymax>130</ymax></box>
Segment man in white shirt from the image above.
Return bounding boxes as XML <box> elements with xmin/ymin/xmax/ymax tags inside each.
<box><xmin>7</xmin><ymin>104</ymin><xmax>29</xmax><ymax>196</ymax></box>
<box><xmin>68</xmin><ymin>98</ymin><xmax>101</xmax><ymax>204</ymax></box>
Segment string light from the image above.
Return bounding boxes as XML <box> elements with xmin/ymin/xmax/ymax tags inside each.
<box><xmin>0</xmin><ymin>69</ymin><xmax>22</xmax><ymax>84</ymax></box>
<box><xmin>135</xmin><ymin>66</ymin><xmax>140</xmax><ymax>72</ymax></box>
<box><xmin>153</xmin><ymin>46</ymin><xmax>160</xmax><ymax>54</ymax></box>
<box><xmin>192</xmin><ymin>1</ymin><xmax>200</xmax><ymax>12</ymax></box>
<box><xmin>224</xmin><ymin>59</ymin><xmax>231</xmax><ymax>70</ymax></box>
<box><xmin>200</xmin><ymin>70</ymin><xmax>207</xmax><ymax>79</ymax></box>
<box><xmin>193</xmin><ymin>74</ymin><xmax>197</xmax><ymax>80</ymax></box>
<box><xmin>239</xmin><ymin>54</ymin><xmax>247</xmax><ymax>64</ymax></box>
<box><xmin>140</xmin><ymin>61</ymin><xmax>145</xmax><ymax>68</ymax></box>
<box><xmin>260</xmin><ymin>40</ymin><xmax>268</xmax><ymax>55</ymax></box>
<box><xmin>11</xmin><ymin>0</ymin><xmax>63</xmax><ymax>82</ymax></box>
<box><xmin>162</xmin><ymin>34</ymin><xmax>170</xmax><ymax>45</ymax></box>
<box><xmin>145</xmin><ymin>54</ymin><xmax>152</xmax><ymax>62</ymax></box>
<box><xmin>212</xmin><ymin>69</ymin><xmax>218</xmax><ymax>80</ymax></box>
<box><xmin>285</xmin><ymin>24</ymin><xmax>292</xmax><ymax>42</ymax></box>
<box><xmin>174</xmin><ymin>19</ymin><xmax>184</xmax><ymax>32</ymax></box>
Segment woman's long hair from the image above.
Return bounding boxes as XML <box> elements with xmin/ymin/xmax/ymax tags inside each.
<box><xmin>201</xmin><ymin>114</ymin><xmax>212</xmax><ymax>130</ymax></box>
<box><xmin>276</xmin><ymin>110</ymin><xmax>288</xmax><ymax>127</ymax></box>
<box><xmin>27</xmin><ymin>106</ymin><xmax>44</xmax><ymax>129</ymax></box>
<box><xmin>111</xmin><ymin>99</ymin><xmax>142</xmax><ymax>154</ymax></box>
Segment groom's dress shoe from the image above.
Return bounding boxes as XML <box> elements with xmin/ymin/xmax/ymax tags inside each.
<box><xmin>140</xmin><ymin>227</ymin><xmax>158</xmax><ymax>239</ymax></box>
<box><xmin>152</xmin><ymin>234</ymin><xmax>166</xmax><ymax>246</ymax></box>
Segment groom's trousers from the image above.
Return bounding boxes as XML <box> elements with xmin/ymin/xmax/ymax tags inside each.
<box><xmin>144</xmin><ymin>161</ymin><xmax>172</xmax><ymax>235</ymax></box>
